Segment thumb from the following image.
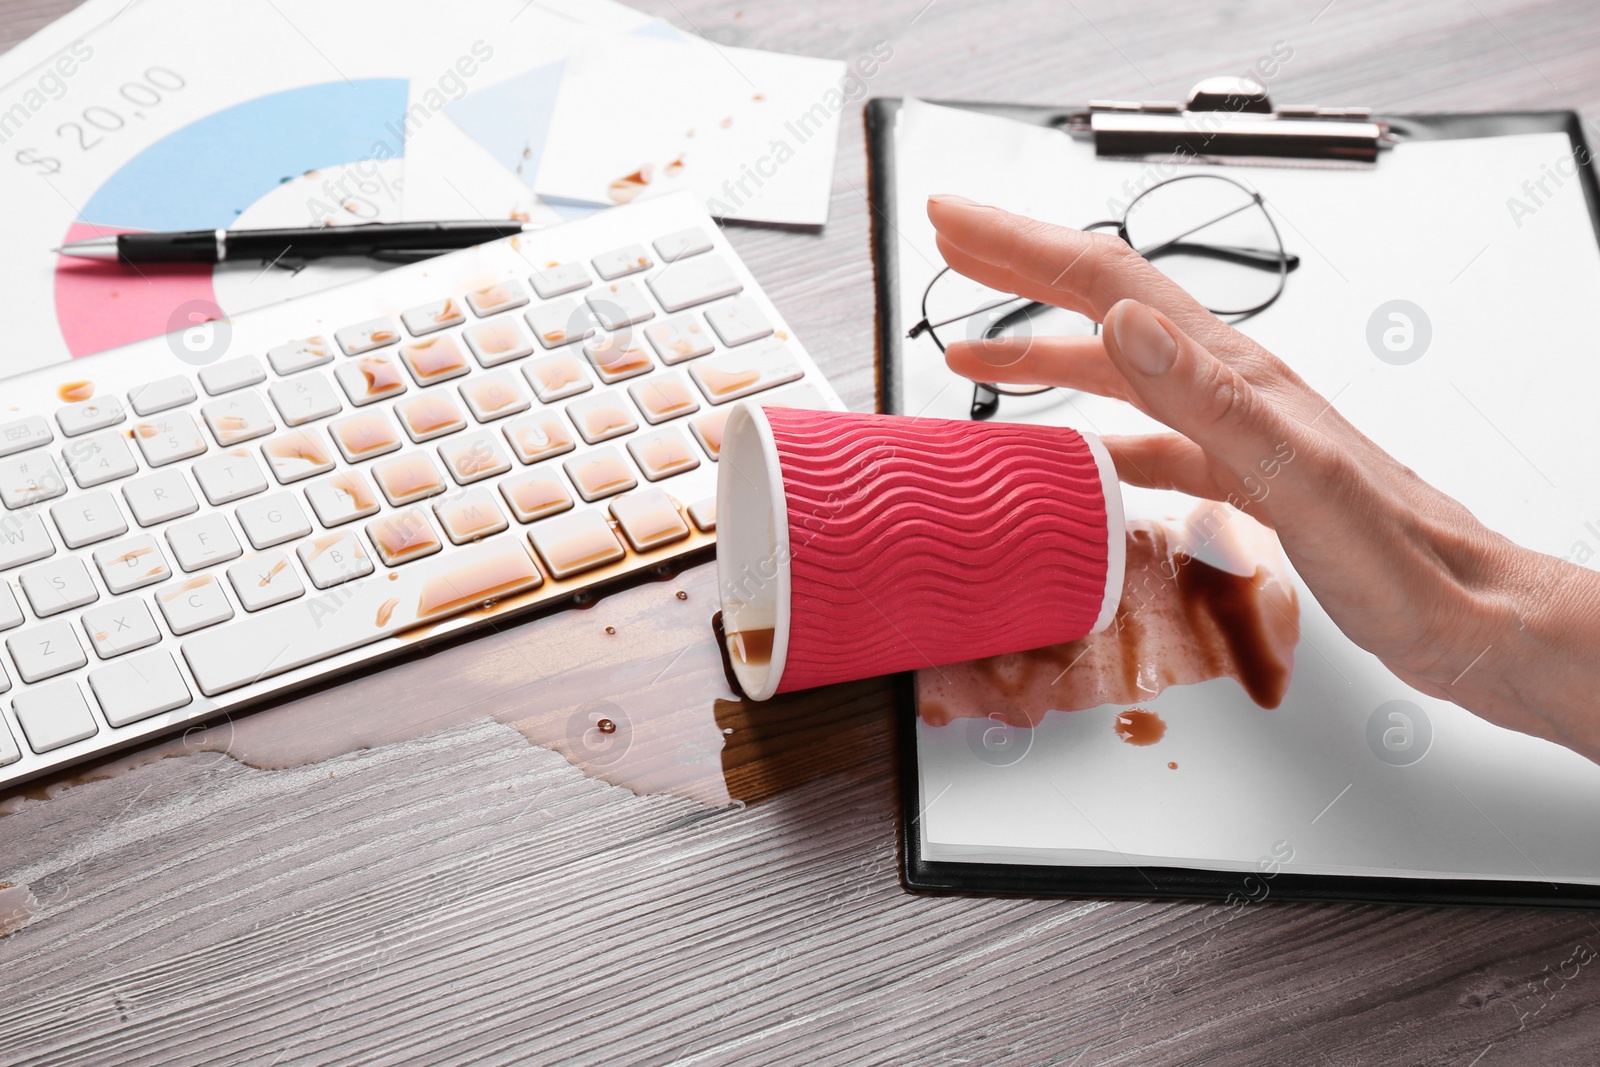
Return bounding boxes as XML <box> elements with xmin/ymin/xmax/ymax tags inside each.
<box><xmin>1101</xmin><ymin>298</ymin><xmax>1293</xmax><ymax>480</ymax></box>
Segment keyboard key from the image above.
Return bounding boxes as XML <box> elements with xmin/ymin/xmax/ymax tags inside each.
<box><xmin>396</xmin><ymin>394</ymin><xmax>468</xmax><ymax>443</ymax></box>
<box><xmin>155</xmin><ymin>573</ymin><xmax>234</xmax><ymax>635</ymax></box>
<box><xmin>567</xmin><ymin>393</ymin><xmax>639</xmax><ymax>445</ymax></box>
<box><xmin>82</xmin><ymin>599</ymin><xmax>162</xmax><ymax>660</ymax></box>
<box><xmin>198</xmin><ymin>356</ymin><xmax>267</xmax><ymax>397</ymax></box>
<box><xmin>266</xmin><ymin>336</ymin><xmax>334</xmax><ymax>376</ymax></box>
<box><xmin>628</xmin><ymin>429</ymin><xmax>701</xmax><ymax>482</ymax></box>
<box><xmin>20</xmin><ymin>557</ymin><xmax>98</xmax><ymax>616</ymax></box>
<box><xmin>261</xmin><ymin>430</ymin><xmax>336</xmax><ymax>484</ymax></box>
<box><xmin>528</xmin><ymin>509</ymin><xmax>625</xmax><ymax>579</ymax></box>
<box><xmin>0</xmin><ymin>513</ymin><xmax>54</xmax><ymax>571</ymax></box>
<box><xmin>166</xmin><ymin>513</ymin><xmax>242</xmax><ymax>571</ymax></box>
<box><xmin>328</xmin><ymin>412</ymin><xmax>402</xmax><ymax>463</ymax></box>
<box><xmin>564</xmin><ymin>447</ymin><xmax>637</xmax><ymax>502</ymax></box>
<box><xmin>648</xmin><ymin>253</ymin><xmax>741</xmax><ymax>312</ymax></box>
<box><xmin>335</xmin><ymin>356</ymin><xmax>408</xmax><ymax>406</ymax></box>
<box><xmin>366</xmin><ymin>508</ymin><xmax>443</xmax><ymax>566</ymax></box>
<box><xmin>0</xmin><ymin>452</ymin><xmax>69</xmax><ymax>509</ymax></box>
<box><xmin>0</xmin><ymin>415</ymin><xmax>52</xmax><ymax>457</ymax></box>
<box><xmin>610</xmin><ymin>489</ymin><xmax>690</xmax><ymax>552</ymax></box>
<box><xmin>371</xmin><ymin>453</ymin><xmax>447</xmax><ymax>506</ymax></box>
<box><xmin>503</xmin><ymin>414</ymin><xmax>575</xmax><ymax>466</ymax></box>
<box><xmin>89</xmin><ymin>650</ymin><xmax>192</xmax><ymax>727</ymax></box>
<box><xmin>0</xmin><ymin>583</ymin><xmax>22</xmax><ymax>630</ymax></box>
<box><xmin>183</xmin><ymin>537</ymin><xmax>543</xmax><ymax>696</ymax></box>
<box><xmin>439</xmin><ymin>431</ymin><xmax>512</xmax><ymax>485</ymax></box>
<box><xmin>466</xmin><ymin>280</ymin><xmax>530</xmax><ymax>317</ymax></box>
<box><xmin>226</xmin><ymin>550</ymin><xmax>304</xmax><ymax>612</ymax></box>
<box><xmin>592</xmin><ymin>243</ymin><xmax>652</xmax><ymax>280</ymax></box>
<box><xmin>582</xmin><ymin>336</ymin><xmax>654</xmax><ymax>384</ymax></box>
<box><xmin>688</xmin><ymin>497</ymin><xmax>716</xmax><ymax>532</ymax></box>
<box><xmin>499</xmin><ymin>471</ymin><xmax>572</xmax><ymax>523</ymax></box>
<box><xmin>93</xmin><ymin>535</ymin><xmax>170</xmax><ymax>594</ymax></box>
<box><xmin>401</xmin><ymin>297</ymin><xmax>465</xmax><ymax>336</ymax></box>
<box><xmin>268</xmin><ymin>375</ymin><xmax>342</xmax><ymax>426</ymax></box>
<box><xmin>132</xmin><ymin>412</ymin><xmax>208</xmax><ymax>467</ymax></box>
<box><xmin>193</xmin><ymin>449</ymin><xmax>268</xmax><ymax>504</ymax></box>
<box><xmin>62</xmin><ymin>430</ymin><xmax>139</xmax><ymax>488</ymax></box>
<box><xmin>464</xmin><ymin>318</ymin><xmax>535</xmax><ymax>367</ymax></box>
<box><xmin>705</xmin><ymin>296</ymin><xmax>774</xmax><ymax>347</ymax></box>
<box><xmin>8</xmin><ymin>618</ymin><xmax>87</xmax><ymax>683</ymax></box>
<box><xmin>236</xmin><ymin>492</ymin><xmax>313</xmax><ymax>550</ymax></box>
<box><xmin>335</xmin><ymin>316</ymin><xmax>401</xmax><ymax>356</ymax></box>
<box><xmin>629</xmin><ymin>374</ymin><xmax>700</xmax><ymax>424</ymax></box>
<box><xmin>757</xmin><ymin>381</ymin><xmax>833</xmax><ymax>411</ymax></box>
<box><xmin>434</xmin><ymin>489</ymin><xmax>509</xmax><ymax>544</ymax></box>
<box><xmin>586</xmin><ymin>280</ymin><xmax>654</xmax><ymax>330</ymax></box>
<box><xmin>644</xmin><ymin>316</ymin><xmax>715</xmax><ymax>364</ymax></box>
<box><xmin>298</xmin><ymin>531</ymin><xmax>374</xmax><ymax>589</ymax></box>
<box><xmin>653</xmin><ymin>227</ymin><xmax>713</xmax><ymax>263</ymax></box>
<box><xmin>522</xmin><ymin>352</ymin><xmax>593</xmax><ymax>403</ymax></box>
<box><xmin>459</xmin><ymin>372</ymin><xmax>531</xmax><ymax>422</ymax></box>
<box><xmin>305</xmin><ymin>471</ymin><xmax>381</xmax><ymax>527</ymax></box>
<box><xmin>202</xmin><ymin>392</ymin><xmax>276</xmax><ymax>446</ymax></box>
<box><xmin>0</xmin><ymin>718</ymin><xmax>17</xmax><ymax>764</ymax></box>
<box><xmin>399</xmin><ymin>334</ymin><xmax>472</xmax><ymax>387</ymax></box>
<box><xmin>123</xmin><ymin>469</ymin><xmax>198</xmax><ymax>526</ymax></box>
<box><xmin>12</xmin><ymin>678</ymin><xmax>96</xmax><ymax>752</ymax></box>
<box><xmin>129</xmin><ymin>376</ymin><xmax>198</xmax><ymax>416</ymax></box>
<box><xmin>526</xmin><ymin>298</ymin><xmax>598</xmax><ymax>350</ymax></box>
<box><xmin>688</xmin><ymin>340</ymin><xmax>803</xmax><ymax>404</ymax></box>
<box><xmin>50</xmin><ymin>490</ymin><xmax>128</xmax><ymax>549</ymax></box>
<box><xmin>529</xmin><ymin>262</ymin><xmax>592</xmax><ymax>299</ymax></box>
<box><xmin>689</xmin><ymin>408</ymin><xmax>730</xmax><ymax>461</ymax></box>
<box><xmin>56</xmin><ymin>396</ymin><xmax>125</xmax><ymax>437</ymax></box>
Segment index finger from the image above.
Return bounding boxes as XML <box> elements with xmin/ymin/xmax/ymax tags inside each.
<box><xmin>927</xmin><ymin>195</ymin><xmax>1212</xmax><ymax>330</ymax></box>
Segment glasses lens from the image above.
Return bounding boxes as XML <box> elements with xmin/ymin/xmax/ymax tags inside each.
<box><xmin>1122</xmin><ymin>175</ymin><xmax>1284</xmax><ymax>315</ymax></box>
<box><xmin>923</xmin><ymin>270</ymin><xmax>1095</xmax><ymax>394</ymax></box>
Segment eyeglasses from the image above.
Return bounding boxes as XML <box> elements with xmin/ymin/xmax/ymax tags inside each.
<box><xmin>909</xmin><ymin>173</ymin><xmax>1300</xmax><ymax>420</ymax></box>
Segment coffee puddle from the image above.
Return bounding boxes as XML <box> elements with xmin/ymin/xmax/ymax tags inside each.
<box><xmin>918</xmin><ymin>505</ymin><xmax>1300</xmax><ymax>729</ymax></box>
<box><xmin>0</xmin><ymin>881</ymin><xmax>39</xmax><ymax>937</ymax></box>
<box><xmin>1</xmin><ymin>562</ymin><xmax>752</xmax><ymax>816</ymax></box>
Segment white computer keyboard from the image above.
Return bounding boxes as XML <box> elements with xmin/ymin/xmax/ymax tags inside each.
<box><xmin>0</xmin><ymin>191</ymin><xmax>842</xmax><ymax>790</ymax></box>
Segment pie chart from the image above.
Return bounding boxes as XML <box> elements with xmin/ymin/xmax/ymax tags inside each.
<box><xmin>53</xmin><ymin>78</ymin><xmax>409</xmax><ymax>358</ymax></box>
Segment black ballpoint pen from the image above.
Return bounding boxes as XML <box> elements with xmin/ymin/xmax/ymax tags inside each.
<box><xmin>53</xmin><ymin>221</ymin><xmax>535</xmax><ymax>265</ymax></box>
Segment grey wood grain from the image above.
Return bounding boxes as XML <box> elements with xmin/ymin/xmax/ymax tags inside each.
<box><xmin>4</xmin><ymin>1</ymin><xmax>1600</xmax><ymax>1065</ymax></box>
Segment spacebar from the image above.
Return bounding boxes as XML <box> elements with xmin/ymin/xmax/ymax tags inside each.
<box><xmin>182</xmin><ymin>537</ymin><xmax>543</xmax><ymax>697</ymax></box>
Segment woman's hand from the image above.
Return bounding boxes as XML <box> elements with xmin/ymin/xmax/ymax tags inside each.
<box><xmin>927</xmin><ymin>193</ymin><xmax>1600</xmax><ymax>760</ymax></box>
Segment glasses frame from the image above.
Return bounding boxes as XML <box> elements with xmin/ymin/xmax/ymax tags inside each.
<box><xmin>910</xmin><ymin>172</ymin><xmax>1299</xmax><ymax>420</ymax></box>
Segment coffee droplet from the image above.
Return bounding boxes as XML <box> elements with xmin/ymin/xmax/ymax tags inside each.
<box><xmin>675</xmin><ymin>590</ymin><xmax>688</xmax><ymax>600</ymax></box>
<box><xmin>597</xmin><ymin>718</ymin><xmax>617</xmax><ymax>734</ymax></box>
<box><xmin>604</xmin><ymin>625</ymin><xmax>616</xmax><ymax>635</ymax></box>
<box><xmin>1168</xmin><ymin>761</ymin><xmax>1179</xmax><ymax>770</ymax></box>
<box><xmin>1114</xmin><ymin>708</ymin><xmax>1167</xmax><ymax>746</ymax></box>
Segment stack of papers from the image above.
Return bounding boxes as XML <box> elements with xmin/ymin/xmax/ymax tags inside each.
<box><xmin>0</xmin><ymin>0</ymin><xmax>846</xmax><ymax>374</ymax></box>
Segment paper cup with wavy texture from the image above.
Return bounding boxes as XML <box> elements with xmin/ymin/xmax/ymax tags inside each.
<box><xmin>716</xmin><ymin>406</ymin><xmax>1125</xmax><ymax>700</ymax></box>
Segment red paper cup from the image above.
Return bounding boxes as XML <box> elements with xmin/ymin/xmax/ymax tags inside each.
<box><xmin>716</xmin><ymin>406</ymin><xmax>1124</xmax><ymax>700</ymax></box>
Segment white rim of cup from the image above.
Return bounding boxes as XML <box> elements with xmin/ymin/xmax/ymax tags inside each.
<box><xmin>1082</xmin><ymin>430</ymin><xmax>1126</xmax><ymax>635</ymax></box>
<box><xmin>716</xmin><ymin>404</ymin><xmax>791</xmax><ymax>701</ymax></box>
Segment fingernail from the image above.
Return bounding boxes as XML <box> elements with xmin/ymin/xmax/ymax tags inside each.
<box><xmin>929</xmin><ymin>193</ymin><xmax>978</xmax><ymax>206</ymax></box>
<box><xmin>1112</xmin><ymin>301</ymin><xmax>1178</xmax><ymax>375</ymax></box>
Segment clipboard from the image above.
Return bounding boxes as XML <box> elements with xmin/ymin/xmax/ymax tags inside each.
<box><xmin>866</xmin><ymin>83</ymin><xmax>1600</xmax><ymax>906</ymax></box>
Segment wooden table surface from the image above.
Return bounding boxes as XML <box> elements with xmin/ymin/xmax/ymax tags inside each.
<box><xmin>4</xmin><ymin>1</ymin><xmax>1600</xmax><ymax>1064</ymax></box>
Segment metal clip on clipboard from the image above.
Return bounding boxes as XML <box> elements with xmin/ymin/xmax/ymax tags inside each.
<box><xmin>1061</xmin><ymin>76</ymin><xmax>1393</xmax><ymax>166</ymax></box>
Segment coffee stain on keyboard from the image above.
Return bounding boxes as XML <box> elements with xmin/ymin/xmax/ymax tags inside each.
<box><xmin>664</xmin><ymin>155</ymin><xmax>686</xmax><ymax>178</ymax></box>
<box><xmin>357</xmin><ymin>357</ymin><xmax>403</xmax><ymax>396</ymax></box>
<box><xmin>158</xmin><ymin>576</ymin><xmax>213</xmax><ymax>601</ymax></box>
<box><xmin>917</xmin><ymin>506</ymin><xmax>1300</xmax><ymax>729</ymax></box>
<box><xmin>607</xmin><ymin>165</ymin><xmax>653</xmax><ymax>205</ymax></box>
<box><xmin>375</xmin><ymin>597</ymin><xmax>399</xmax><ymax>627</ymax></box>
<box><xmin>259</xmin><ymin>558</ymin><xmax>288</xmax><ymax>587</ymax></box>
<box><xmin>699</xmin><ymin>367</ymin><xmax>759</xmax><ymax>397</ymax></box>
<box><xmin>57</xmin><ymin>380</ymin><xmax>94</xmax><ymax>404</ymax></box>
<box><xmin>0</xmin><ymin>882</ymin><xmax>39</xmax><ymax>938</ymax></box>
